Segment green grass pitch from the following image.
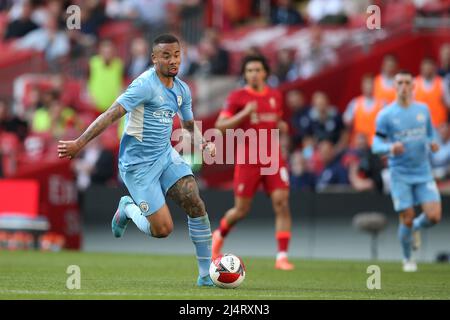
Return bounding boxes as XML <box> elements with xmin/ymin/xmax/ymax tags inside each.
<box><xmin>0</xmin><ymin>251</ymin><xmax>449</xmax><ymax>299</ymax></box>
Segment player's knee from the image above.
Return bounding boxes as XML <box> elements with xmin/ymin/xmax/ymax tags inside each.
<box><xmin>151</xmin><ymin>223</ymin><xmax>173</xmax><ymax>238</ymax></box>
<box><xmin>273</xmin><ymin>198</ymin><xmax>289</xmax><ymax>214</ymax></box>
<box><xmin>402</xmin><ymin>217</ymin><xmax>414</xmax><ymax>227</ymax></box>
<box><xmin>429</xmin><ymin>214</ymin><xmax>441</xmax><ymax>224</ymax></box>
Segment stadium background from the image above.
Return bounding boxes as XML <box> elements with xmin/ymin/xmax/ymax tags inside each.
<box><xmin>0</xmin><ymin>0</ymin><xmax>449</xmax><ymax>264</ymax></box>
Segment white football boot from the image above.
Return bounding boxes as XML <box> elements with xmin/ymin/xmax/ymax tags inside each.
<box><xmin>402</xmin><ymin>259</ymin><xmax>418</xmax><ymax>272</ymax></box>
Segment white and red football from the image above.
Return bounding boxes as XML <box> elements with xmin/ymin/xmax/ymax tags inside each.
<box><xmin>209</xmin><ymin>253</ymin><xmax>246</xmax><ymax>289</ymax></box>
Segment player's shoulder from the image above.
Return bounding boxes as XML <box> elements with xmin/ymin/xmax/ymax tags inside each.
<box><xmin>131</xmin><ymin>68</ymin><xmax>154</xmax><ymax>87</ymax></box>
<box><xmin>227</xmin><ymin>87</ymin><xmax>247</xmax><ymax>100</ymax></box>
<box><xmin>412</xmin><ymin>100</ymin><xmax>429</xmax><ymax>111</ymax></box>
<box><xmin>377</xmin><ymin>102</ymin><xmax>395</xmax><ymax>118</ymax></box>
<box><xmin>174</xmin><ymin>76</ymin><xmax>191</xmax><ymax>96</ymax></box>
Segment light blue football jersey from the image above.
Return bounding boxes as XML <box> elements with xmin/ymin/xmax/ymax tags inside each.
<box><xmin>116</xmin><ymin>67</ymin><xmax>193</xmax><ymax>171</ymax></box>
<box><xmin>372</xmin><ymin>101</ymin><xmax>437</xmax><ymax>183</ymax></box>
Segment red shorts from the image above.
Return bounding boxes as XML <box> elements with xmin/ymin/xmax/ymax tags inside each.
<box><xmin>233</xmin><ymin>163</ymin><xmax>290</xmax><ymax>198</ymax></box>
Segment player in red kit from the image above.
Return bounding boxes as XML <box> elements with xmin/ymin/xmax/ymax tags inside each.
<box><xmin>212</xmin><ymin>55</ymin><xmax>295</xmax><ymax>270</ymax></box>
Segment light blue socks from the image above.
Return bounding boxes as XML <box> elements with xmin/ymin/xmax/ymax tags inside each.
<box><xmin>125</xmin><ymin>202</ymin><xmax>152</xmax><ymax>236</ymax></box>
<box><xmin>188</xmin><ymin>214</ymin><xmax>212</xmax><ymax>278</ymax></box>
<box><xmin>398</xmin><ymin>223</ymin><xmax>412</xmax><ymax>260</ymax></box>
<box><xmin>413</xmin><ymin>213</ymin><xmax>434</xmax><ymax>231</ymax></box>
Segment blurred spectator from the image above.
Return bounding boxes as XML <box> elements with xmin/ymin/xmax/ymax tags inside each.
<box><xmin>314</xmin><ymin>139</ymin><xmax>350</xmax><ymax>192</ymax></box>
<box><xmin>30</xmin><ymin>90</ymin><xmax>81</xmax><ymax>140</ymax></box>
<box><xmin>88</xmin><ymin>39</ymin><xmax>124</xmax><ymax>113</ymax></box>
<box><xmin>79</xmin><ymin>0</ymin><xmax>107</xmax><ymax>37</ymax></box>
<box><xmin>15</xmin><ymin>14</ymin><xmax>70</xmax><ymax>66</ymax></box>
<box><xmin>0</xmin><ymin>1</ymin><xmax>11</xmax><ymax>11</ymax></box>
<box><xmin>286</xmin><ymin>89</ymin><xmax>309</xmax><ymax>149</ymax></box>
<box><xmin>438</xmin><ymin>43</ymin><xmax>450</xmax><ymax>78</ymax></box>
<box><xmin>347</xmin><ymin>133</ymin><xmax>384</xmax><ymax>193</ymax></box>
<box><xmin>72</xmin><ymin>136</ymin><xmax>115</xmax><ymax>195</ymax></box>
<box><xmin>431</xmin><ymin>122</ymin><xmax>450</xmax><ymax>180</ymax></box>
<box><xmin>272</xmin><ymin>48</ymin><xmax>297</xmax><ymax>84</ymax></box>
<box><xmin>414</xmin><ymin>57</ymin><xmax>450</xmax><ymax>128</ymax></box>
<box><xmin>195</xmin><ymin>28</ymin><xmax>230</xmax><ymax>76</ymax></box>
<box><xmin>343</xmin><ymin>74</ymin><xmax>385</xmax><ymax>147</ymax></box>
<box><xmin>289</xmin><ymin>150</ymin><xmax>316</xmax><ymax>191</ymax></box>
<box><xmin>4</xmin><ymin>0</ymin><xmax>38</xmax><ymax>40</ymax></box>
<box><xmin>307</xmin><ymin>0</ymin><xmax>348</xmax><ymax>25</ymax></box>
<box><xmin>0</xmin><ymin>98</ymin><xmax>28</xmax><ymax>142</ymax></box>
<box><xmin>439</xmin><ymin>43</ymin><xmax>450</xmax><ymax>108</ymax></box>
<box><xmin>126</xmin><ymin>36</ymin><xmax>151</xmax><ymax>80</ymax></box>
<box><xmin>69</xmin><ymin>0</ymin><xmax>107</xmax><ymax>61</ymax></box>
<box><xmin>299</xmin><ymin>91</ymin><xmax>346</xmax><ymax>148</ymax></box>
<box><xmin>178</xmin><ymin>41</ymin><xmax>200</xmax><ymax>77</ymax></box>
<box><xmin>270</xmin><ymin>0</ymin><xmax>305</xmax><ymax>26</ymax></box>
<box><xmin>374</xmin><ymin>54</ymin><xmax>398</xmax><ymax>104</ymax></box>
<box><xmin>293</xmin><ymin>27</ymin><xmax>338</xmax><ymax>79</ymax></box>
<box><xmin>124</xmin><ymin>0</ymin><xmax>176</xmax><ymax>42</ymax></box>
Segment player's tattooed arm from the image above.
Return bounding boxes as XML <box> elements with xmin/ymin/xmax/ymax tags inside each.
<box><xmin>167</xmin><ymin>175</ymin><xmax>206</xmax><ymax>218</ymax></box>
<box><xmin>181</xmin><ymin>120</ymin><xmax>216</xmax><ymax>156</ymax></box>
<box><xmin>58</xmin><ymin>102</ymin><xmax>126</xmax><ymax>159</ymax></box>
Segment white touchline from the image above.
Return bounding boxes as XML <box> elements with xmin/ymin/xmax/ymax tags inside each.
<box><xmin>0</xmin><ymin>289</ymin><xmax>350</xmax><ymax>299</ymax></box>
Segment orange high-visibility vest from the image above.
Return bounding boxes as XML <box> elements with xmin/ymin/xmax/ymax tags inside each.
<box><xmin>352</xmin><ymin>96</ymin><xmax>384</xmax><ymax>146</ymax></box>
<box><xmin>374</xmin><ymin>74</ymin><xmax>396</xmax><ymax>104</ymax></box>
<box><xmin>414</xmin><ymin>76</ymin><xmax>447</xmax><ymax>127</ymax></box>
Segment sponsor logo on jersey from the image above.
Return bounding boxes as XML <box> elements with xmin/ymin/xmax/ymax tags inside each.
<box><xmin>153</xmin><ymin>109</ymin><xmax>176</xmax><ymax>123</ymax></box>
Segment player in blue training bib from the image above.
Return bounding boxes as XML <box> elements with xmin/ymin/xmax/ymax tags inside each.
<box><xmin>58</xmin><ymin>34</ymin><xmax>216</xmax><ymax>287</ymax></box>
<box><xmin>372</xmin><ymin>70</ymin><xmax>442</xmax><ymax>272</ymax></box>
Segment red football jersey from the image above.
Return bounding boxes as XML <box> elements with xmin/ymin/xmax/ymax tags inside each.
<box><xmin>219</xmin><ymin>86</ymin><xmax>284</xmax><ymax>166</ymax></box>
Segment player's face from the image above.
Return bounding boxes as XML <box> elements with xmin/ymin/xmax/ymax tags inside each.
<box><xmin>361</xmin><ymin>77</ymin><xmax>374</xmax><ymax>96</ymax></box>
<box><xmin>421</xmin><ymin>61</ymin><xmax>435</xmax><ymax>78</ymax></box>
<box><xmin>394</xmin><ymin>74</ymin><xmax>414</xmax><ymax>99</ymax></box>
<box><xmin>244</xmin><ymin>61</ymin><xmax>267</xmax><ymax>88</ymax></box>
<box><xmin>152</xmin><ymin>42</ymin><xmax>181</xmax><ymax>77</ymax></box>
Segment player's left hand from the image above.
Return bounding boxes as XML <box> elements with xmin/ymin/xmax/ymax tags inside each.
<box><xmin>201</xmin><ymin>141</ymin><xmax>216</xmax><ymax>157</ymax></box>
<box><xmin>430</xmin><ymin>142</ymin><xmax>440</xmax><ymax>153</ymax></box>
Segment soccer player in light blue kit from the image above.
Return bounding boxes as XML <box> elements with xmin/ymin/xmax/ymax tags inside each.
<box><xmin>372</xmin><ymin>70</ymin><xmax>442</xmax><ymax>272</ymax></box>
<box><xmin>58</xmin><ymin>34</ymin><xmax>216</xmax><ymax>286</ymax></box>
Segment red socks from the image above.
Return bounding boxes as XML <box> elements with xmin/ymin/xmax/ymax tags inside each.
<box><xmin>276</xmin><ymin>231</ymin><xmax>291</xmax><ymax>253</ymax></box>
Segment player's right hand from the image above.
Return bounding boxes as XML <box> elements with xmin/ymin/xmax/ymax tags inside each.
<box><xmin>391</xmin><ymin>142</ymin><xmax>405</xmax><ymax>156</ymax></box>
<box><xmin>243</xmin><ymin>101</ymin><xmax>257</xmax><ymax>116</ymax></box>
<box><xmin>58</xmin><ymin>140</ymin><xmax>81</xmax><ymax>160</ymax></box>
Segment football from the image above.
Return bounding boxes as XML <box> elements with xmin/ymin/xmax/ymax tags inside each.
<box><xmin>209</xmin><ymin>253</ymin><xmax>246</xmax><ymax>289</ymax></box>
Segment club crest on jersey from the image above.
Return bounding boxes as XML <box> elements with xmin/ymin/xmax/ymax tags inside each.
<box><xmin>416</xmin><ymin>113</ymin><xmax>425</xmax><ymax>122</ymax></box>
<box><xmin>139</xmin><ymin>201</ymin><xmax>149</xmax><ymax>213</ymax></box>
<box><xmin>269</xmin><ymin>97</ymin><xmax>276</xmax><ymax>109</ymax></box>
<box><xmin>177</xmin><ymin>96</ymin><xmax>183</xmax><ymax>107</ymax></box>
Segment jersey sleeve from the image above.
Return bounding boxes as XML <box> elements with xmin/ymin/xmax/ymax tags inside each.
<box><xmin>425</xmin><ymin>105</ymin><xmax>438</xmax><ymax>142</ymax></box>
<box><xmin>116</xmin><ymin>77</ymin><xmax>150</xmax><ymax>112</ymax></box>
<box><xmin>178</xmin><ymin>83</ymin><xmax>194</xmax><ymax>121</ymax></box>
<box><xmin>343</xmin><ymin>98</ymin><xmax>357</xmax><ymax>124</ymax></box>
<box><xmin>219</xmin><ymin>91</ymin><xmax>240</xmax><ymax>118</ymax></box>
<box><xmin>372</xmin><ymin>110</ymin><xmax>391</xmax><ymax>155</ymax></box>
